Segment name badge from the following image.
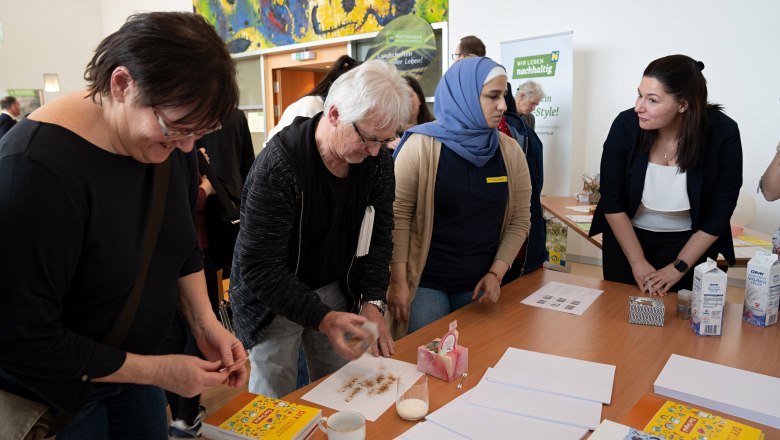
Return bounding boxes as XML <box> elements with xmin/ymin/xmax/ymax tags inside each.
<box><xmin>486</xmin><ymin>176</ymin><xmax>508</xmax><ymax>183</ymax></box>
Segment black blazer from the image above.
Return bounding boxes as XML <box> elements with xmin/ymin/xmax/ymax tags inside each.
<box><xmin>0</xmin><ymin>113</ymin><xmax>16</xmax><ymax>139</ymax></box>
<box><xmin>590</xmin><ymin>108</ymin><xmax>743</xmax><ymax>265</ymax></box>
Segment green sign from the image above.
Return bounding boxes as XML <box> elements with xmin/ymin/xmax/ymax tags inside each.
<box><xmin>512</xmin><ymin>51</ymin><xmax>560</xmax><ymax>79</ymax></box>
<box><xmin>7</xmin><ymin>89</ymin><xmax>40</xmax><ymax>98</ymax></box>
<box><xmin>365</xmin><ymin>15</ymin><xmax>436</xmax><ymax>80</ymax></box>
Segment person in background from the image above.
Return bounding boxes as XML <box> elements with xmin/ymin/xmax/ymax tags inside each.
<box><xmin>590</xmin><ymin>55</ymin><xmax>742</xmax><ymax>296</ymax></box>
<box><xmin>199</xmin><ymin>109</ymin><xmax>255</xmax><ymax>294</ymax></box>
<box><xmin>759</xmin><ymin>141</ymin><xmax>780</xmax><ymax>202</ymax></box>
<box><xmin>514</xmin><ymin>80</ymin><xmax>545</xmax><ymax>130</ymax></box>
<box><xmin>404</xmin><ymin>76</ymin><xmax>435</xmax><ymax>127</ymax></box>
<box><xmin>0</xmin><ymin>96</ymin><xmax>21</xmax><ymax>139</ymax></box>
<box><xmin>759</xmin><ymin>141</ymin><xmax>780</xmax><ymax>255</ymax></box>
<box><xmin>230</xmin><ymin>60</ymin><xmax>411</xmax><ymax>398</ymax></box>
<box><xmin>388</xmin><ymin>57</ymin><xmax>532</xmax><ymax>337</ymax></box>
<box><xmin>499</xmin><ymin>85</ymin><xmax>547</xmax><ymax>284</ymax></box>
<box><xmin>0</xmin><ymin>12</ymin><xmax>246</xmax><ymax>439</ymax></box>
<box><xmin>264</xmin><ymin>55</ymin><xmax>360</xmax><ymax>147</ymax></box>
<box><xmin>387</xmin><ymin>76</ymin><xmax>434</xmax><ymax>151</ymax></box>
<box><xmin>452</xmin><ymin>35</ymin><xmax>485</xmax><ymax>61</ymax></box>
<box><xmin>162</xmin><ymin>109</ymin><xmax>254</xmax><ymax>438</ymax></box>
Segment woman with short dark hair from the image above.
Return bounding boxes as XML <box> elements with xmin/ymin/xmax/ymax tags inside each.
<box><xmin>0</xmin><ymin>12</ymin><xmax>246</xmax><ymax>438</ymax></box>
<box><xmin>590</xmin><ymin>54</ymin><xmax>743</xmax><ymax>295</ymax></box>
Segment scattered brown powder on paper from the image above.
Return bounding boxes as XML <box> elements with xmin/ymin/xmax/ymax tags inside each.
<box><xmin>338</xmin><ymin>367</ymin><xmax>398</xmax><ymax>402</ymax></box>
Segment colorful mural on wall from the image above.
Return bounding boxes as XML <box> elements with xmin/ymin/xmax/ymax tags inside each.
<box><xmin>193</xmin><ymin>0</ymin><xmax>448</xmax><ymax>54</ymax></box>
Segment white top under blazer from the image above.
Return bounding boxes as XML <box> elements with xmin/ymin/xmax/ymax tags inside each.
<box><xmin>632</xmin><ymin>163</ymin><xmax>692</xmax><ymax>232</ymax></box>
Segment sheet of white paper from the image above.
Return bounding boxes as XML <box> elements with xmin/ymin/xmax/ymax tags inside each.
<box><xmin>468</xmin><ymin>370</ymin><xmax>602</xmax><ymax>429</ymax></box>
<box><xmin>521</xmin><ymin>281</ymin><xmax>603</xmax><ymax>316</ymax></box>
<box><xmin>565</xmin><ymin>214</ymin><xmax>594</xmax><ymax>223</ymax></box>
<box><xmin>490</xmin><ymin>347</ymin><xmax>616</xmax><ymax>404</ymax></box>
<box><xmin>565</xmin><ymin>205</ymin><xmax>595</xmax><ymax>213</ymax></box>
<box><xmin>654</xmin><ymin>354</ymin><xmax>780</xmax><ymax>429</ymax></box>
<box><xmin>425</xmin><ymin>388</ymin><xmax>588</xmax><ymax>440</ymax></box>
<box><xmin>395</xmin><ymin>420</ymin><xmax>469</xmax><ymax>440</ymax></box>
<box><xmin>301</xmin><ymin>354</ymin><xmax>420</xmax><ymax>422</ymax></box>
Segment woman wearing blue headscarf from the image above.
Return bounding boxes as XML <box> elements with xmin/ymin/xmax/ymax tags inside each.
<box><xmin>388</xmin><ymin>57</ymin><xmax>532</xmax><ymax>337</ymax></box>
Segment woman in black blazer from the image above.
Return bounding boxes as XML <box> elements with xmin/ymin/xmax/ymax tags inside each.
<box><xmin>590</xmin><ymin>55</ymin><xmax>742</xmax><ymax>295</ymax></box>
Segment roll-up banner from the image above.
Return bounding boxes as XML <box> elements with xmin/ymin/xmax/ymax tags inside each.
<box><xmin>501</xmin><ymin>31</ymin><xmax>573</xmax><ymax>197</ymax></box>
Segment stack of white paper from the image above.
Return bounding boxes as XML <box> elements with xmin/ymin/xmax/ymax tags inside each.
<box><xmin>424</xmin><ymin>388</ymin><xmax>589</xmax><ymax>440</ymax></box>
<box><xmin>489</xmin><ymin>348</ymin><xmax>615</xmax><ymax>404</ymax></box>
<box><xmin>654</xmin><ymin>354</ymin><xmax>780</xmax><ymax>429</ymax></box>
<box><xmin>398</xmin><ymin>348</ymin><xmax>616</xmax><ymax>440</ymax></box>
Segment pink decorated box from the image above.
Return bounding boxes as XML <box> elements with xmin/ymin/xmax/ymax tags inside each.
<box><xmin>417</xmin><ymin>343</ymin><xmax>468</xmax><ymax>382</ymax></box>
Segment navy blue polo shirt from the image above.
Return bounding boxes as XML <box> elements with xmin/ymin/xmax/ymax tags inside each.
<box><xmin>419</xmin><ymin>146</ymin><xmax>508</xmax><ymax>291</ymax></box>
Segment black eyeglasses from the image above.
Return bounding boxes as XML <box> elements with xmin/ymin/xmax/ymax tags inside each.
<box><xmin>451</xmin><ymin>53</ymin><xmax>462</xmax><ymax>61</ymax></box>
<box><xmin>155</xmin><ymin>110</ymin><xmax>221</xmax><ymax>141</ymax></box>
<box><xmin>351</xmin><ymin>122</ymin><xmax>396</xmax><ymax>148</ymax></box>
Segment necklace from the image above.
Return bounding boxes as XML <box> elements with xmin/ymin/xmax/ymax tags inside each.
<box><xmin>661</xmin><ymin>142</ymin><xmax>677</xmax><ymax>161</ymax></box>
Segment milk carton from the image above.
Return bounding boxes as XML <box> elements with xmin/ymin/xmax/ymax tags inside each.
<box><xmin>690</xmin><ymin>258</ymin><xmax>727</xmax><ymax>336</ymax></box>
<box><xmin>742</xmin><ymin>251</ymin><xmax>780</xmax><ymax>327</ymax></box>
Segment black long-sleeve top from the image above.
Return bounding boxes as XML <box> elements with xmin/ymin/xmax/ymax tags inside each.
<box><xmin>0</xmin><ymin>120</ymin><xmax>202</xmax><ymax>414</ymax></box>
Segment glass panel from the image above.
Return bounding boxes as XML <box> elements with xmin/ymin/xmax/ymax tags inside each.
<box><xmin>244</xmin><ymin>109</ymin><xmax>265</xmax><ymax>156</ymax></box>
<box><xmin>235</xmin><ymin>57</ymin><xmax>262</xmax><ymax>108</ymax></box>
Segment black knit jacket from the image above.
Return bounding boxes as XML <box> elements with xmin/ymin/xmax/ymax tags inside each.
<box><xmin>229</xmin><ymin>113</ymin><xmax>395</xmax><ymax>348</ymax></box>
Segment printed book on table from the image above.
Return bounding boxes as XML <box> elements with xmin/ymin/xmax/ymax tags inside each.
<box><xmin>621</xmin><ymin>395</ymin><xmax>764</xmax><ymax>440</ymax></box>
<box><xmin>201</xmin><ymin>392</ymin><xmax>321</xmax><ymax>440</ymax></box>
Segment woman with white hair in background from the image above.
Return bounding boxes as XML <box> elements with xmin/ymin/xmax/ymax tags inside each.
<box><xmin>515</xmin><ymin>80</ymin><xmax>545</xmax><ymax>130</ymax></box>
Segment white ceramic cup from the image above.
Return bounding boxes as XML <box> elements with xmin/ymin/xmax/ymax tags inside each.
<box><xmin>396</xmin><ymin>372</ymin><xmax>429</xmax><ymax>421</ymax></box>
<box><xmin>318</xmin><ymin>411</ymin><xmax>366</xmax><ymax>440</ymax></box>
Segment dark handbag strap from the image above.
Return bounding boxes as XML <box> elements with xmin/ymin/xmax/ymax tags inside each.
<box><xmin>104</xmin><ymin>159</ymin><xmax>170</xmax><ymax>347</ymax></box>
<box><xmin>197</xmin><ymin>150</ymin><xmax>240</xmax><ymax>224</ymax></box>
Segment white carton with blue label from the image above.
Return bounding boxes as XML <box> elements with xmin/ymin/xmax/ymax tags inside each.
<box><xmin>690</xmin><ymin>258</ymin><xmax>726</xmax><ymax>336</ymax></box>
<box><xmin>742</xmin><ymin>251</ymin><xmax>780</xmax><ymax>327</ymax></box>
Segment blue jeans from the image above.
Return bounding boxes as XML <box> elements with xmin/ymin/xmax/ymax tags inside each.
<box><xmin>407</xmin><ymin>287</ymin><xmax>476</xmax><ymax>334</ymax></box>
<box><xmin>56</xmin><ymin>383</ymin><xmax>167</xmax><ymax>440</ymax></box>
<box><xmin>248</xmin><ymin>280</ymin><xmax>348</xmax><ymax>398</ymax></box>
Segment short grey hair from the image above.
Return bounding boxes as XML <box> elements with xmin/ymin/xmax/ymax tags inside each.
<box><xmin>324</xmin><ymin>59</ymin><xmax>411</xmax><ymax>131</ymax></box>
<box><xmin>516</xmin><ymin>80</ymin><xmax>545</xmax><ymax>100</ymax></box>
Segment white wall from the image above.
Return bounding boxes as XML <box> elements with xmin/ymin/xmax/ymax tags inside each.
<box><xmin>0</xmin><ymin>0</ymin><xmax>189</xmax><ymax>102</ymax></box>
<box><xmin>99</xmin><ymin>0</ymin><xmax>191</xmax><ymax>38</ymax></box>
<box><xmin>450</xmin><ymin>0</ymin><xmax>780</xmax><ymax>240</ymax></box>
<box><xmin>0</xmin><ymin>1</ymin><xmax>104</xmax><ymax>102</ymax></box>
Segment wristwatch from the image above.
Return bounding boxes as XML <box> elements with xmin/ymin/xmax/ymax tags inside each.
<box><xmin>361</xmin><ymin>300</ymin><xmax>387</xmax><ymax>315</ymax></box>
<box><xmin>673</xmin><ymin>259</ymin><xmax>689</xmax><ymax>273</ymax></box>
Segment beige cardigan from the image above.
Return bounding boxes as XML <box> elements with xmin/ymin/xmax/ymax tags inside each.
<box><xmin>388</xmin><ymin>132</ymin><xmax>532</xmax><ymax>338</ymax></box>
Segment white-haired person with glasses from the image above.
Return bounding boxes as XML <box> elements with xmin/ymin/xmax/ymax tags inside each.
<box><xmin>230</xmin><ymin>59</ymin><xmax>411</xmax><ymax>398</ymax></box>
<box><xmin>0</xmin><ymin>12</ymin><xmax>246</xmax><ymax>439</ymax></box>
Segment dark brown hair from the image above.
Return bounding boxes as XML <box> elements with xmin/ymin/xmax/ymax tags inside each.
<box><xmin>639</xmin><ymin>54</ymin><xmax>721</xmax><ymax>171</ymax></box>
<box><xmin>84</xmin><ymin>12</ymin><xmax>237</xmax><ymax>128</ymax></box>
<box><xmin>458</xmin><ymin>35</ymin><xmax>486</xmax><ymax>57</ymax></box>
<box><xmin>403</xmin><ymin>76</ymin><xmax>434</xmax><ymax>125</ymax></box>
<box><xmin>1</xmin><ymin>96</ymin><xmax>18</xmax><ymax>110</ymax></box>
<box><xmin>308</xmin><ymin>55</ymin><xmax>361</xmax><ymax>99</ymax></box>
